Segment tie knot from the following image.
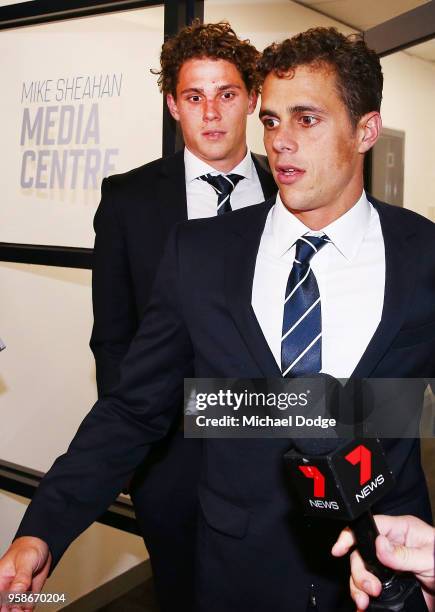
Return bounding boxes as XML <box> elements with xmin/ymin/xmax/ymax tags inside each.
<box><xmin>197</xmin><ymin>173</ymin><xmax>244</xmax><ymax>197</ymax></box>
<box><xmin>294</xmin><ymin>235</ymin><xmax>329</xmax><ymax>266</ymax></box>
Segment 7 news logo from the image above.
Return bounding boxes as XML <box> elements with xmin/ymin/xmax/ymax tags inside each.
<box><xmin>298</xmin><ymin>444</ymin><xmax>385</xmax><ymax>511</ymax></box>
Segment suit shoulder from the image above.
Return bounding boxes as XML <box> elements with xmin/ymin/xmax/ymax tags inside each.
<box><xmin>96</xmin><ymin>151</ymin><xmax>184</xmax><ymax>219</ymax></box>
<box><xmin>373</xmin><ymin>198</ymin><xmax>435</xmax><ymax>235</ymax></box>
<box><xmin>106</xmin><ymin>152</ymin><xmax>181</xmax><ymax>189</ymax></box>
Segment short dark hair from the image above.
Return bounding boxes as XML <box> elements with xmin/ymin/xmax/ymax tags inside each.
<box><xmin>258</xmin><ymin>27</ymin><xmax>383</xmax><ymax>126</ymax></box>
<box><xmin>153</xmin><ymin>20</ymin><xmax>260</xmax><ymax>96</ymax></box>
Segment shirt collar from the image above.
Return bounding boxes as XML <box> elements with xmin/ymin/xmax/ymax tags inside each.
<box><xmin>184</xmin><ymin>146</ymin><xmax>253</xmax><ymax>183</ymax></box>
<box><xmin>271</xmin><ymin>190</ymin><xmax>372</xmax><ymax>260</ymax></box>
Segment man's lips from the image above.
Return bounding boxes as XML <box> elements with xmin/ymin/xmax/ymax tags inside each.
<box><xmin>275</xmin><ymin>164</ymin><xmax>305</xmax><ymax>185</ymax></box>
<box><xmin>202</xmin><ymin>130</ymin><xmax>226</xmax><ymax>140</ymax></box>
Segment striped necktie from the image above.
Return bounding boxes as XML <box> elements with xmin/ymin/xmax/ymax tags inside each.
<box><xmin>281</xmin><ymin>235</ymin><xmax>329</xmax><ymax>377</ymax></box>
<box><xmin>197</xmin><ymin>173</ymin><xmax>244</xmax><ymax>214</ymax></box>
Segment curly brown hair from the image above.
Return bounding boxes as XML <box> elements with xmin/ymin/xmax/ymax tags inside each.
<box><xmin>258</xmin><ymin>27</ymin><xmax>383</xmax><ymax>127</ymax></box>
<box><xmin>153</xmin><ymin>20</ymin><xmax>260</xmax><ymax>96</ymax></box>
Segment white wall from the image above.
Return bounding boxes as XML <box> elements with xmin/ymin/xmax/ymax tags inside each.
<box><xmin>380</xmin><ymin>52</ymin><xmax>435</xmax><ymax>219</ymax></box>
<box><xmin>0</xmin><ymin>262</ymin><xmax>96</xmax><ymax>472</ymax></box>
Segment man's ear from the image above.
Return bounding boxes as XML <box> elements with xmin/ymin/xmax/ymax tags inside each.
<box><xmin>166</xmin><ymin>94</ymin><xmax>180</xmax><ymax>121</ymax></box>
<box><xmin>358</xmin><ymin>111</ymin><xmax>382</xmax><ymax>153</ymax></box>
<box><xmin>247</xmin><ymin>91</ymin><xmax>258</xmax><ymax>115</ymax></box>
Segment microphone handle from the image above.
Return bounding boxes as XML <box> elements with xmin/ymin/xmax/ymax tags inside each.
<box><xmin>351</xmin><ymin>512</ymin><xmax>393</xmax><ymax>583</ymax></box>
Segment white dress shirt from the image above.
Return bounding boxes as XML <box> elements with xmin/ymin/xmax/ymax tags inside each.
<box><xmin>184</xmin><ymin>147</ymin><xmax>265</xmax><ymax>219</ymax></box>
<box><xmin>252</xmin><ymin>192</ymin><xmax>385</xmax><ymax>378</ymax></box>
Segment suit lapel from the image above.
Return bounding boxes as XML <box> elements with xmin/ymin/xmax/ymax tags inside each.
<box><xmin>352</xmin><ymin>199</ymin><xmax>420</xmax><ymax>377</ymax></box>
<box><xmin>252</xmin><ymin>153</ymin><xmax>277</xmax><ymax>200</ymax></box>
<box><xmin>157</xmin><ymin>150</ymin><xmax>188</xmax><ymax>225</ymax></box>
<box><xmin>224</xmin><ymin>199</ymin><xmax>282</xmax><ymax>377</ymax></box>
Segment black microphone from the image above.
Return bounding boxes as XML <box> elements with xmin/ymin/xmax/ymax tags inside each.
<box><xmin>284</xmin><ymin>376</ymin><xmax>429</xmax><ymax>611</ymax></box>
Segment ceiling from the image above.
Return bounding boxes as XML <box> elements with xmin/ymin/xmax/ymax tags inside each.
<box><xmin>294</xmin><ymin>0</ymin><xmax>435</xmax><ymax>62</ymax></box>
<box><xmin>294</xmin><ymin>0</ymin><xmax>429</xmax><ymax>30</ymax></box>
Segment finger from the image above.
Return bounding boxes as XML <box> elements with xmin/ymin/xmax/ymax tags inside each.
<box><xmin>0</xmin><ymin>560</ymin><xmax>15</xmax><ymax>592</ymax></box>
<box><xmin>376</xmin><ymin>534</ymin><xmax>429</xmax><ymax>574</ymax></box>
<box><xmin>30</xmin><ymin>558</ymin><xmax>50</xmax><ymax>594</ymax></box>
<box><xmin>372</xmin><ymin>514</ymin><xmax>412</xmax><ymax>545</ymax></box>
<box><xmin>8</xmin><ymin>560</ymin><xmax>33</xmax><ymax>594</ymax></box>
<box><xmin>0</xmin><ymin>597</ymin><xmax>15</xmax><ymax>612</ymax></box>
<box><xmin>8</xmin><ymin>566</ymin><xmax>32</xmax><ymax>592</ymax></box>
<box><xmin>20</xmin><ymin>599</ymin><xmax>37</xmax><ymax>612</ymax></box>
<box><xmin>350</xmin><ymin>550</ymin><xmax>382</xmax><ymax>597</ymax></box>
<box><xmin>350</xmin><ymin>575</ymin><xmax>370</xmax><ymax>611</ymax></box>
<box><xmin>372</xmin><ymin>514</ymin><xmax>431</xmax><ymax>547</ymax></box>
<box><xmin>331</xmin><ymin>527</ymin><xmax>356</xmax><ymax>556</ymax></box>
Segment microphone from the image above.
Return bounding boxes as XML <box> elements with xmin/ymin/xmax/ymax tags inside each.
<box><xmin>284</xmin><ymin>376</ymin><xmax>429</xmax><ymax>611</ymax></box>
<box><xmin>0</xmin><ymin>337</ymin><xmax>5</xmax><ymax>351</ymax></box>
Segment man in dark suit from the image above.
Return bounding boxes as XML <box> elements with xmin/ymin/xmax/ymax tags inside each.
<box><xmin>1</xmin><ymin>27</ymin><xmax>433</xmax><ymax>612</ymax></box>
<box><xmin>90</xmin><ymin>20</ymin><xmax>276</xmax><ymax>611</ymax></box>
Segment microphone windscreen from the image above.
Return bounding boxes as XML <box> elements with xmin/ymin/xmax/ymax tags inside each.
<box><xmin>290</xmin><ymin>374</ymin><xmax>344</xmax><ymax>455</ymax></box>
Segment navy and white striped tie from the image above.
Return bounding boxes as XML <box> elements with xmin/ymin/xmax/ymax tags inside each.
<box><xmin>281</xmin><ymin>235</ymin><xmax>329</xmax><ymax>377</ymax></box>
<box><xmin>197</xmin><ymin>173</ymin><xmax>244</xmax><ymax>214</ymax></box>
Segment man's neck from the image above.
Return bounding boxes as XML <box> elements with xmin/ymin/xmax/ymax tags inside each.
<box><xmin>280</xmin><ymin>182</ymin><xmax>364</xmax><ymax>231</ymax></box>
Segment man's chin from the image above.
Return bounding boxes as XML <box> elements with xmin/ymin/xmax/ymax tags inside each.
<box><xmin>278</xmin><ymin>192</ymin><xmax>319</xmax><ymax>215</ymax></box>
<box><xmin>197</xmin><ymin>146</ymin><xmax>233</xmax><ymax>164</ymax></box>
<box><xmin>279</xmin><ymin>187</ymin><xmax>307</xmax><ymax>210</ymax></box>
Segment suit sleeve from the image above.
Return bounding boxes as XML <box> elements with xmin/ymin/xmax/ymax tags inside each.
<box><xmin>90</xmin><ymin>178</ymin><xmax>138</xmax><ymax>396</ymax></box>
<box><xmin>15</xmin><ymin>226</ymin><xmax>193</xmax><ymax>568</ymax></box>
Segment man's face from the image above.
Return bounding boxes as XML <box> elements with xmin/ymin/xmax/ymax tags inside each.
<box><xmin>167</xmin><ymin>58</ymin><xmax>257</xmax><ymax>173</ymax></box>
<box><xmin>260</xmin><ymin>64</ymin><xmax>378</xmax><ymax>228</ymax></box>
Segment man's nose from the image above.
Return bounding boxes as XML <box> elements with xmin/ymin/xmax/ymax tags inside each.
<box><xmin>203</xmin><ymin>99</ymin><xmax>221</xmax><ymax>121</ymax></box>
<box><xmin>272</xmin><ymin>128</ymin><xmax>298</xmax><ymax>153</ymax></box>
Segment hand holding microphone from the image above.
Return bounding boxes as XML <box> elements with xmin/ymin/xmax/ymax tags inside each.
<box><xmin>332</xmin><ymin>514</ymin><xmax>435</xmax><ymax>611</ymax></box>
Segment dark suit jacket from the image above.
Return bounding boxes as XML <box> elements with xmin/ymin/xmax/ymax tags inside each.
<box><xmin>90</xmin><ymin>149</ymin><xmax>277</xmax><ymax>395</ymax></box>
<box><xmin>17</xmin><ymin>197</ymin><xmax>434</xmax><ymax>612</ymax></box>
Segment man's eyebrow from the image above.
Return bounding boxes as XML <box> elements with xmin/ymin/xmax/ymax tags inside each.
<box><xmin>288</xmin><ymin>104</ymin><xmax>325</xmax><ymax>114</ymax></box>
<box><xmin>259</xmin><ymin>108</ymin><xmax>277</xmax><ymax>119</ymax></box>
<box><xmin>259</xmin><ymin>105</ymin><xmax>325</xmax><ymax>118</ymax></box>
<box><xmin>179</xmin><ymin>84</ymin><xmax>242</xmax><ymax>95</ymax></box>
<box><xmin>179</xmin><ymin>87</ymin><xmax>204</xmax><ymax>95</ymax></box>
<box><xmin>216</xmin><ymin>83</ymin><xmax>242</xmax><ymax>91</ymax></box>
